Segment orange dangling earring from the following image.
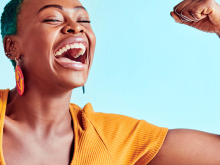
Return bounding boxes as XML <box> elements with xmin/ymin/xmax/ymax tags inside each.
<box><xmin>15</xmin><ymin>57</ymin><xmax>25</xmax><ymax>96</ymax></box>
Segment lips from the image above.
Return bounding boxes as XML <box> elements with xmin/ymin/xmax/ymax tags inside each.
<box><xmin>54</xmin><ymin>37</ymin><xmax>89</xmax><ymax>70</ymax></box>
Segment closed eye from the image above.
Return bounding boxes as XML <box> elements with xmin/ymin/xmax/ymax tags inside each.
<box><xmin>43</xmin><ymin>19</ymin><xmax>61</xmax><ymax>22</ymax></box>
<box><xmin>77</xmin><ymin>20</ymin><xmax>91</xmax><ymax>23</ymax></box>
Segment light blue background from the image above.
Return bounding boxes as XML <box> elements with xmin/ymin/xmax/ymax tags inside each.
<box><xmin>0</xmin><ymin>0</ymin><xmax>220</xmax><ymax>134</ymax></box>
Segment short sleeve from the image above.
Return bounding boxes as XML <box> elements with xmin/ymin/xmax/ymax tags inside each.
<box><xmin>83</xmin><ymin>103</ymin><xmax>168</xmax><ymax>165</ymax></box>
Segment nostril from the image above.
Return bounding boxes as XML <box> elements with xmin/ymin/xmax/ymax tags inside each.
<box><xmin>67</xmin><ymin>29</ymin><xmax>75</xmax><ymax>33</ymax></box>
<box><xmin>80</xmin><ymin>30</ymin><xmax>83</xmax><ymax>33</ymax></box>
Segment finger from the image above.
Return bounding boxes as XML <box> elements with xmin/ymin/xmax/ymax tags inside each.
<box><xmin>173</xmin><ymin>0</ymin><xmax>185</xmax><ymax>11</ymax></box>
<box><xmin>170</xmin><ymin>11</ymin><xmax>183</xmax><ymax>23</ymax></box>
<box><xmin>171</xmin><ymin>11</ymin><xmax>195</xmax><ymax>27</ymax></box>
<box><xmin>188</xmin><ymin>0</ymin><xmax>210</xmax><ymax>20</ymax></box>
<box><xmin>174</xmin><ymin>0</ymin><xmax>195</xmax><ymax>21</ymax></box>
<box><xmin>181</xmin><ymin>0</ymin><xmax>202</xmax><ymax>22</ymax></box>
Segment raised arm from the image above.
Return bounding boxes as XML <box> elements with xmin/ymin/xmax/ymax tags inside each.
<box><xmin>149</xmin><ymin>0</ymin><xmax>220</xmax><ymax>164</ymax></box>
<box><xmin>149</xmin><ymin>129</ymin><xmax>220</xmax><ymax>164</ymax></box>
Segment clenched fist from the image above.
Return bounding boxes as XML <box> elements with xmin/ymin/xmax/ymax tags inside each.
<box><xmin>171</xmin><ymin>0</ymin><xmax>220</xmax><ymax>36</ymax></box>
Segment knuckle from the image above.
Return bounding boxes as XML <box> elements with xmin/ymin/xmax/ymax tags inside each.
<box><xmin>189</xmin><ymin>7</ymin><xmax>196</xmax><ymax>13</ymax></box>
<box><xmin>203</xmin><ymin>0</ymin><xmax>212</xmax><ymax>4</ymax></box>
<box><xmin>175</xmin><ymin>8</ymin><xmax>182</xmax><ymax>14</ymax></box>
<box><xmin>181</xmin><ymin>10</ymin><xmax>188</xmax><ymax>16</ymax></box>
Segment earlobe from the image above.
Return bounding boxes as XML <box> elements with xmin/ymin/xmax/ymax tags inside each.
<box><xmin>3</xmin><ymin>36</ymin><xmax>21</xmax><ymax>60</ymax></box>
<box><xmin>5</xmin><ymin>52</ymin><xmax>12</xmax><ymax>58</ymax></box>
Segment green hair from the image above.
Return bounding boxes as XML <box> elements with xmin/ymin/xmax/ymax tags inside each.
<box><xmin>1</xmin><ymin>0</ymin><xmax>25</xmax><ymax>69</ymax></box>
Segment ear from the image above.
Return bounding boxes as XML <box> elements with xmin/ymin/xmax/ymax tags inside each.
<box><xmin>3</xmin><ymin>35</ymin><xmax>21</xmax><ymax>60</ymax></box>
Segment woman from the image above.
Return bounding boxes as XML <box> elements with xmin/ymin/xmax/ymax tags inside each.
<box><xmin>0</xmin><ymin>0</ymin><xmax>220</xmax><ymax>164</ymax></box>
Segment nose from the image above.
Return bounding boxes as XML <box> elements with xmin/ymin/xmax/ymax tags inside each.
<box><xmin>62</xmin><ymin>22</ymin><xmax>84</xmax><ymax>34</ymax></box>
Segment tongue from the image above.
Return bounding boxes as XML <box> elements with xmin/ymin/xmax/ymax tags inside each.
<box><xmin>56</xmin><ymin>57</ymin><xmax>76</xmax><ymax>63</ymax></box>
<box><xmin>55</xmin><ymin>48</ymin><xmax>88</xmax><ymax>65</ymax></box>
<box><xmin>66</xmin><ymin>48</ymin><xmax>81</xmax><ymax>59</ymax></box>
<box><xmin>56</xmin><ymin>48</ymin><xmax>82</xmax><ymax>63</ymax></box>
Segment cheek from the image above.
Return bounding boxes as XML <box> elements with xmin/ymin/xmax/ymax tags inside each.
<box><xmin>21</xmin><ymin>24</ymin><xmax>58</xmax><ymax>52</ymax></box>
<box><xmin>23</xmin><ymin>27</ymin><xmax>57</xmax><ymax>57</ymax></box>
<box><xmin>33</xmin><ymin>27</ymin><xmax>57</xmax><ymax>53</ymax></box>
<box><xmin>20</xmin><ymin>26</ymin><xmax>58</xmax><ymax>74</ymax></box>
<box><xmin>88</xmin><ymin>28</ymin><xmax>96</xmax><ymax>44</ymax></box>
<box><xmin>89</xmin><ymin>31</ymin><xmax>96</xmax><ymax>58</ymax></box>
<box><xmin>86</xmin><ymin>28</ymin><xmax>96</xmax><ymax>50</ymax></box>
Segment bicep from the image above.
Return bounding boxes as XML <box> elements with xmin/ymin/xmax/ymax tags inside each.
<box><xmin>148</xmin><ymin>129</ymin><xmax>220</xmax><ymax>165</ymax></box>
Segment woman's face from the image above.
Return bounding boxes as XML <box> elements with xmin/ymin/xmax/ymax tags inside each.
<box><xmin>15</xmin><ymin>0</ymin><xmax>96</xmax><ymax>92</ymax></box>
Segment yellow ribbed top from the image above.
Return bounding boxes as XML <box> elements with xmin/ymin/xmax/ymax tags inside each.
<box><xmin>0</xmin><ymin>89</ymin><xmax>168</xmax><ymax>165</ymax></box>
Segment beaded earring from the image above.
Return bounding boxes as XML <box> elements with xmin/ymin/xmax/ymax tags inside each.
<box><xmin>15</xmin><ymin>57</ymin><xmax>25</xmax><ymax>96</ymax></box>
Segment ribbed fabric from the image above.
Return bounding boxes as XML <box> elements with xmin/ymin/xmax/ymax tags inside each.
<box><xmin>0</xmin><ymin>89</ymin><xmax>9</xmax><ymax>165</ymax></box>
<box><xmin>0</xmin><ymin>89</ymin><xmax>168</xmax><ymax>165</ymax></box>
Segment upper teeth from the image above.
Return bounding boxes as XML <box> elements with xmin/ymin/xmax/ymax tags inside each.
<box><xmin>55</xmin><ymin>43</ymin><xmax>86</xmax><ymax>58</ymax></box>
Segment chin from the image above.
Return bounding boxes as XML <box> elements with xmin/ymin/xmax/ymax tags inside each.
<box><xmin>60</xmin><ymin>72</ymin><xmax>88</xmax><ymax>90</ymax></box>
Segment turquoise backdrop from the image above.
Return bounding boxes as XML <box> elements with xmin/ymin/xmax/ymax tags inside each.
<box><xmin>0</xmin><ymin>0</ymin><xmax>220</xmax><ymax>133</ymax></box>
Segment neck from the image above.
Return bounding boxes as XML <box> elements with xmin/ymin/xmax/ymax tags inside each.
<box><xmin>6</xmin><ymin>86</ymin><xmax>73</xmax><ymax>137</ymax></box>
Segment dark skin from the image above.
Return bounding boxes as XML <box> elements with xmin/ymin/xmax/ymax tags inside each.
<box><xmin>2</xmin><ymin>0</ymin><xmax>220</xmax><ymax>164</ymax></box>
<box><xmin>150</xmin><ymin>0</ymin><xmax>220</xmax><ymax>164</ymax></box>
<box><xmin>3</xmin><ymin>0</ymin><xmax>95</xmax><ymax>164</ymax></box>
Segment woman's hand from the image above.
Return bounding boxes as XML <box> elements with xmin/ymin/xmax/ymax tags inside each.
<box><xmin>171</xmin><ymin>0</ymin><xmax>220</xmax><ymax>36</ymax></box>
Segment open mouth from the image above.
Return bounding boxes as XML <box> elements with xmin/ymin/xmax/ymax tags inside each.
<box><xmin>55</xmin><ymin>43</ymin><xmax>87</xmax><ymax>64</ymax></box>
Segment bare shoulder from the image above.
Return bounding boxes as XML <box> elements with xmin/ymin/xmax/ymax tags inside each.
<box><xmin>149</xmin><ymin>129</ymin><xmax>220</xmax><ymax>165</ymax></box>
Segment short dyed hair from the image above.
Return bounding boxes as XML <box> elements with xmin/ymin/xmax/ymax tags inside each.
<box><xmin>1</xmin><ymin>0</ymin><xmax>25</xmax><ymax>69</ymax></box>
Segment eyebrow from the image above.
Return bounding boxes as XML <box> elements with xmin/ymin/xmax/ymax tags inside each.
<box><xmin>37</xmin><ymin>4</ymin><xmax>87</xmax><ymax>14</ymax></box>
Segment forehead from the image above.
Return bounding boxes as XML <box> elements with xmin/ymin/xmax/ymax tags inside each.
<box><xmin>22</xmin><ymin>0</ymin><xmax>83</xmax><ymax>13</ymax></box>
